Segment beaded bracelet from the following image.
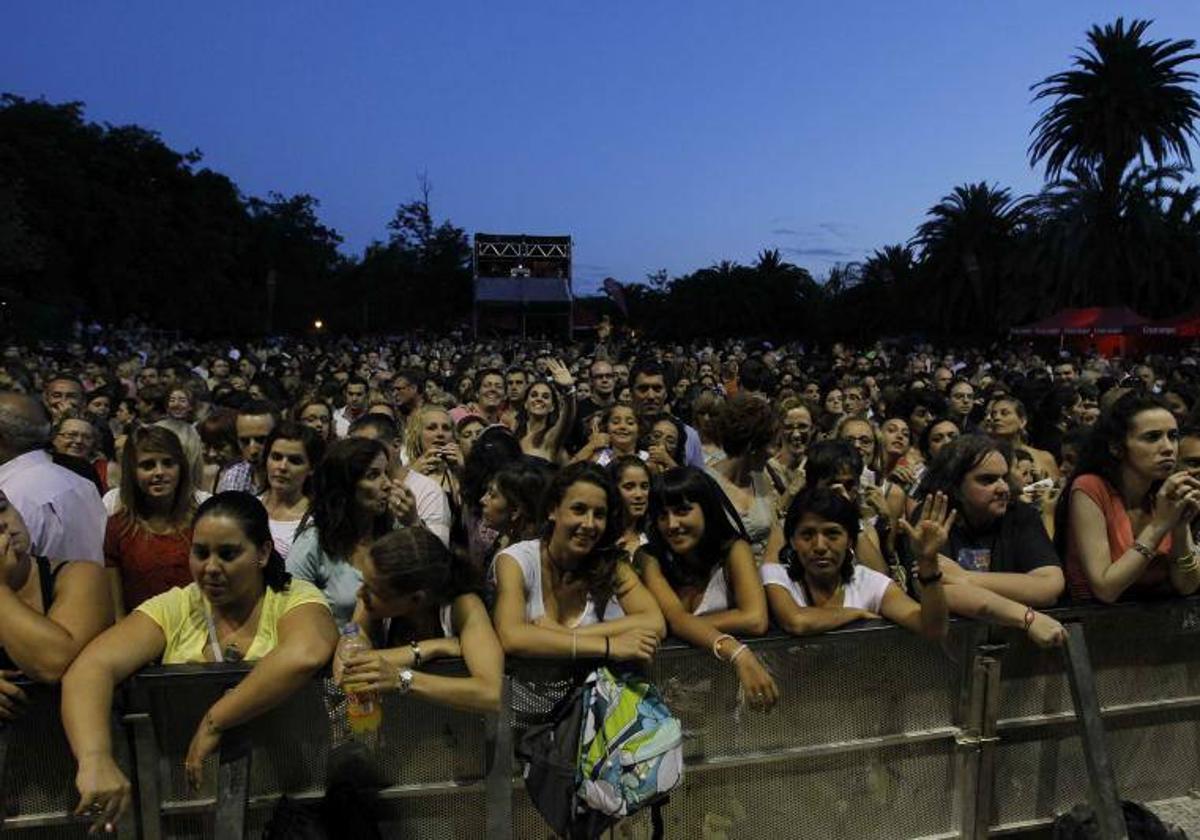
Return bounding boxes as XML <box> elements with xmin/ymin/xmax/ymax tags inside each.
<box><xmin>1131</xmin><ymin>541</ymin><xmax>1156</xmax><ymax>562</ymax></box>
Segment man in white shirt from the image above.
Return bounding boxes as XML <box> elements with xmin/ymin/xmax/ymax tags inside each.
<box><xmin>347</xmin><ymin>413</ymin><xmax>452</xmax><ymax>548</ymax></box>
<box><xmin>0</xmin><ymin>393</ymin><xmax>106</xmax><ymax>562</ymax></box>
<box><xmin>333</xmin><ymin>377</ymin><xmax>369</xmax><ymax>438</ymax></box>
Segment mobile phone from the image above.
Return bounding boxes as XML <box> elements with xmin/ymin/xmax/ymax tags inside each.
<box><xmin>1025</xmin><ymin>478</ymin><xmax>1054</xmax><ymax>492</ymax></box>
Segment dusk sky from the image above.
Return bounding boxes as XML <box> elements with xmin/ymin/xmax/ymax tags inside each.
<box><xmin>6</xmin><ymin>3</ymin><xmax>1199</xmax><ymax>295</ymax></box>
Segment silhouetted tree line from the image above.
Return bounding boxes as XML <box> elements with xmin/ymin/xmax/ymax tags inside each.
<box><xmin>629</xmin><ymin>19</ymin><xmax>1200</xmax><ymax>342</ymax></box>
<box><xmin>0</xmin><ymin>95</ymin><xmax>471</xmax><ymax>336</ymax></box>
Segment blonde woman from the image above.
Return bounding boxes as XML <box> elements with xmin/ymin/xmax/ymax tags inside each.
<box><xmin>404</xmin><ymin>405</ymin><xmax>463</xmax><ymax>506</ymax></box>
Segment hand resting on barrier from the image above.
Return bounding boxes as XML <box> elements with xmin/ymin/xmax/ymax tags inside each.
<box><xmin>61</xmin><ymin>492</ymin><xmax>338</xmax><ymax>834</ymax></box>
<box><xmin>637</xmin><ymin>467</ymin><xmax>779</xmax><ymax>711</ymax></box>
<box><xmin>335</xmin><ymin>527</ymin><xmax>504</xmax><ymax>714</ymax></box>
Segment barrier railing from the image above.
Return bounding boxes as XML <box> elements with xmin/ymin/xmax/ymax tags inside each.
<box><xmin>2</xmin><ymin>597</ymin><xmax>1199</xmax><ymax>839</ymax></box>
<box><xmin>983</xmin><ymin>597</ymin><xmax>1200</xmax><ymax>836</ymax></box>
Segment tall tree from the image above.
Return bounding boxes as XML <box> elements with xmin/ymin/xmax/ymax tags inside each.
<box><xmin>910</xmin><ymin>183</ymin><xmax>1031</xmax><ymax>332</ymax></box>
<box><xmin>1029</xmin><ymin>18</ymin><xmax>1200</xmax><ymax>197</ymax></box>
<box><xmin>1027</xmin><ymin>19</ymin><xmax>1200</xmax><ymax>313</ymax></box>
<box><xmin>351</xmin><ymin>176</ymin><xmax>471</xmax><ymax>331</ymax></box>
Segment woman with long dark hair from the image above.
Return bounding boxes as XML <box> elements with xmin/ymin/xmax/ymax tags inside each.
<box><xmin>609</xmin><ymin>455</ymin><xmax>652</xmax><ymax>556</ymax></box>
<box><xmin>337</xmin><ymin>528</ymin><xmax>503</xmax><ymax>713</ymax></box>
<box><xmin>479</xmin><ymin>461</ymin><xmax>550</xmax><ymax>569</ymax></box>
<box><xmin>639</xmin><ymin>467</ymin><xmax>777</xmax><ymax>709</ymax></box>
<box><xmin>259</xmin><ymin>422</ymin><xmax>324</xmax><ymax>560</ymax></box>
<box><xmin>491</xmin><ymin>462</ymin><xmax>665</xmax><ymax>661</ymax></box>
<box><xmin>514</xmin><ymin>360</ymin><xmax>576</xmax><ymax>466</ymax></box>
<box><xmin>64</xmin><ymin>492</ymin><xmax>337</xmax><ymax>831</ymax></box>
<box><xmin>458</xmin><ymin>425</ymin><xmax>525</xmax><ymax>574</ymax></box>
<box><xmin>286</xmin><ymin>437</ymin><xmax>401</xmax><ymax>625</ymax></box>
<box><xmin>1056</xmin><ymin>392</ymin><xmax>1200</xmax><ymax>603</ymax></box>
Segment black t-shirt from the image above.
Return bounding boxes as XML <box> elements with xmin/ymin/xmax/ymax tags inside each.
<box><xmin>904</xmin><ymin>500</ymin><xmax>1061</xmax><ymax>576</ymax></box>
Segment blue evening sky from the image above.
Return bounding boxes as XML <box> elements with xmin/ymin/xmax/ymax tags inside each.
<box><xmin>4</xmin><ymin>3</ymin><xmax>1198</xmax><ymax>294</ymax></box>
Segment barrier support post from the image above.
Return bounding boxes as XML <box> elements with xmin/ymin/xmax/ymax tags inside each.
<box><xmin>0</xmin><ymin>722</ymin><xmax>9</xmax><ymax>828</ymax></box>
<box><xmin>1063</xmin><ymin>622</ymin><xmax>1127</xmax><ymax>840</ymax></box>
<box><xmin>485</xmin><ymin>676</ymin><xmax>513</xmax><ymax>840</ymax></box>
<box><xmin>127</xmin><ymin>711</ymin><xmax>163</xmax><ymax>840</ymax></box>
<box><xmin>214</xmin><ymin>726</ymin><xmax>252</xmax><ymax>840</ymax></box>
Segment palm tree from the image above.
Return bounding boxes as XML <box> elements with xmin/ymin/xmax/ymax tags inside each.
<box><xmin>1028</xmin><ymin>20</ymin><xmax>1200</xmax><ymax>314</ymax></box>
<box><xmin>1030</xmin><ymin>165</ymin><xmax>1191</xmax><ymax>312</ymax></box>
<box><xmin>1029</xmin><ymin>18</ymin><xmax>1200</xmax><ymax>198</ymax></box>
<box><xmin>910</xmin><ymin>183</ymin><xmax>1032</xmax><ymax>332</ymax></box>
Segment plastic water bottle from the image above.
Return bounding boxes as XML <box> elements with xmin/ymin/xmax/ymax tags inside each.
<box><xmin>339</xmin><ymin>624</ymin><xmax>382</xmax><ymax>738</ymax></box>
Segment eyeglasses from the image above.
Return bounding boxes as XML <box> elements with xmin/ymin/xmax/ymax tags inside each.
<box><xmin>238</xmin><ymin>435</ymin><xmax>268</xmax><ymax>445</ymax></box>
<box><xmin>56</xmin><ymin>431</ymin><xmax>93</xmax><ymax>442</ymax></box>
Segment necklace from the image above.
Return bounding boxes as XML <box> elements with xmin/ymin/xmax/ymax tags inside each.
<box><xmin>205</xmin><ymin>599</ymin><xmax>263</xmax><ymax>663</ymax></box>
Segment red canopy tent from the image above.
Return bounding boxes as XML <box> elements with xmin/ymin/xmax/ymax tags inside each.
<box><xmin>1148</xmin><ymin>309</ymin><xmax>1200</xmax><ymax>338</ymax></box>
<box><xmin>1011</xmin><ymin>307</ymin><xmax>1151</xmax><ymax>355</ymax></box>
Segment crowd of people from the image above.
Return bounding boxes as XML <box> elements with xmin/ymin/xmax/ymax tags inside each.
<box><xmin>2</xmin><ymin>325</ymin><xmax>1200</xmax><ymax>831</ymax></box>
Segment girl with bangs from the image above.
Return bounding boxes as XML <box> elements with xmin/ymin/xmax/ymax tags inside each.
<box><xmin>638</xmin><ymin>466</ymin><xmax>778</xmax><ymax>709</ymax></box>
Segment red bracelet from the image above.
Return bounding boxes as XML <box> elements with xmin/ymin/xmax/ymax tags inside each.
<box><xmin>1022</xmin><ymin>607</ymin><xmax>1036</xmax><ymax>632</ymax></box>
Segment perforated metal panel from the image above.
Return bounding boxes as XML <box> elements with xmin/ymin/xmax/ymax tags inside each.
<box><xmin>509</xmin><ymin>625</ymin><xmax>968</xmax><ymax>839</ymax></box>
<box><xmin>652</xmin><ymin>628</ymin><xmax>966</xmax><ymax>763</ymax></box>
<box><xmin>1</xmin><ymin>683</ymin><xmax>131</xmax><ymax>835</ymax></box>
<box><xmin>988</xmin><ymin>602</ymin><xmax>1200</xmax><ymax>834</ymax></box>
<box><xmin>145</xmin><ymin>672</ymin><xmax>491</xmax><ymax>839</ymax></box>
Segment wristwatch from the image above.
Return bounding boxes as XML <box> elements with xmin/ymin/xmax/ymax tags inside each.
<box><xmin>397</xmin><ymin>668</ymin><xmax>415</xmax><ymax>695</ymax></box>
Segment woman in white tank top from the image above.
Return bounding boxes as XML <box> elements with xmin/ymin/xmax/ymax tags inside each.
<box><xmin>762</xmin><ymin>487</ymin><xmax>951</xmax><ymax>641</ymax></box>
<box><xmin>638</xmin><ymin>468</ymin><xmax>779</xmax><ymax>710</ymax></box>
<box><xmin>338</xmin><ymin>528</ymin><xmax>503</xmax><ymax>714</ymax></box>
<box><xmin>492</xmin><ymin>463</ymin><xmax>665</xmax><ymax>663</ymax></box>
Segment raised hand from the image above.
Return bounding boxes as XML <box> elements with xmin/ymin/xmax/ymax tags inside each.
<box><xmin>544</xmin><ymin>358</ymin><xmax>575</xmax><ymax>389</ymax></box>
<box><xmin>898</xmin><ymin>491</ymin><xmax>957</xmax><ymax>569</ymax></box>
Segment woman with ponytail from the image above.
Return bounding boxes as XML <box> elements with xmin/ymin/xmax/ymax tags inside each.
<box><xmin>762</xmin><ymin>487</ymin><xmax>950</xmax><ymax>641</ymax></box>
<box><xmin>336</xmin><ymin>528</ymin><xmax>503</xmax><ymax>713</ymax></box>
<box><xmin>63</xmin><ymin>492</ymin><xmax>338</xmax><ymax>831</ymax></box>
<box><xmin>638</xmin><ymin>467</ymin><xmax>778</xmax><ymax>710</ymax></box>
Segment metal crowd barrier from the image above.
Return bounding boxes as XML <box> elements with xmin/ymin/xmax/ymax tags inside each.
<box><xmin>2</xmin><ymin>598</ymin><xmax>1199</xmax><ymax>839</ymax></box>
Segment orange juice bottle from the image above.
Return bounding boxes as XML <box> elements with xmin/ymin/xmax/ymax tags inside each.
<box><xmin>339</xmin><ymin>624</ymin><xmax>382</xmax><ymax>736</ymax></box>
